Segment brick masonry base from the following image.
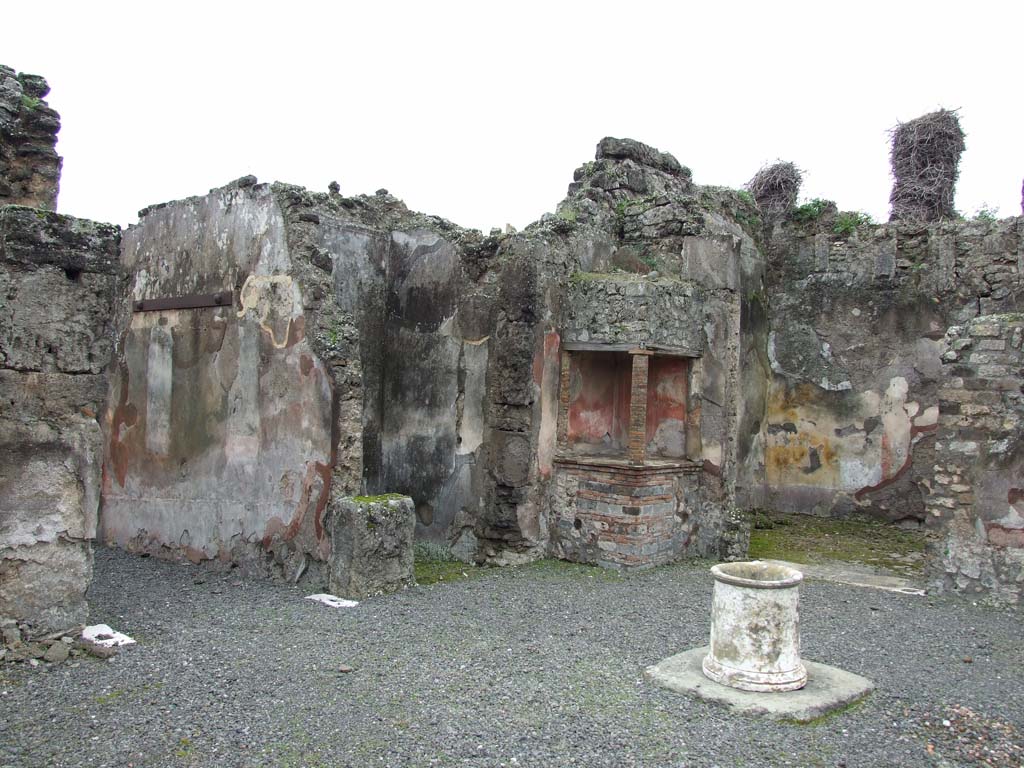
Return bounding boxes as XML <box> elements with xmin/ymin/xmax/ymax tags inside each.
<box><xmin>553</xmin><ymin>458</ymin><xmax>699</xmax><ymax>568</ymax></box>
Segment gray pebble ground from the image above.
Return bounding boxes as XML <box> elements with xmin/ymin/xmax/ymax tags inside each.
<box><xmin>2</xmin><ymin>547</ymin><xmax>1022</xmax><ymax>768</ymax></box>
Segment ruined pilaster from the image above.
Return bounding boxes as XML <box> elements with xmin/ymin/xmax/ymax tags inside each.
<box><xmin>926</xmin><ymin>315</ymin><xmax>1024</xmax><ymax>604</ymax></box>
<box><xmin>0</xmin><ymin>207</ymin><xmax>120</xmax><ymax>630</ymax></box>
<box><xmin>627</xmin><ymin>350</ymin><xmax>651</xmax><ymax>465</ymax></box>
<box><xmin>0</xmin><ymin>66</ymin><xmax>61</xmax><ymax>210</ymax></box>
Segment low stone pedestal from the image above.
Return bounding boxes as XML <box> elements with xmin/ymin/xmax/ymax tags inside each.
<box><xmin>328</xmin><ymin>494</ymin><xmax>415</xmax><ymax>599</ymax></box>
<box><xmin>646</xmin><ymin>647</ymin><xmax>874</xmax><ymax>722</ymax></box>
<box><xmin>646</xmin><ymin>561</ymin><xmax>873</xmax><ymax>720</ymax></box>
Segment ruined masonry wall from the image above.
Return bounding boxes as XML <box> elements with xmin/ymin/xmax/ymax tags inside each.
<box><xmin>927</xmin><ymin>315</ymin><xmax>1024</xmax><ymax>603</ymax></box>
<box><xmin>281</xmin><ymin>185</ymin><xmax>501</xmax><ymax>557</ymax></box>
<box><xmin>0</xmin><ymin>206</ymin><xmax>120</xmax><ymax>629</ymax></box>
<box><xmin>0</xmin><ymin>67</ymin><xmax>61</xmax><ymax>210</ymax></box>
<box><xmin>562</xmin><ymin>276</ymin><xmax>703</xmax><ymax>352</ymax></box>
<box><xmin>760</xmin><ymin>218</ymin><xmax>1023</xmax><ymax>524</ymax></box>
<box><xmin>101</xmin><ymin>181</ymin><xmax>355</xmax><ymax>584</ymax></box>
<box><xmin>375</xmin><ymin>227</ymin><xmax>493</xmax><ymax>551</ymax></box>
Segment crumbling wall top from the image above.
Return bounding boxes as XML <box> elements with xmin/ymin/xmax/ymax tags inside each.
<box><xmin>0</xmin><ymin>66</ymin><xmax>62</xmax><ymax>211</ymax></box>
<box><xmin>595</xmin><ymin>137</ymin><xmax>690</xmax><ymax>179</ymax></box>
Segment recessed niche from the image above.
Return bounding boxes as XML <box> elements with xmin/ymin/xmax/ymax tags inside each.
<box><xmin>563</xmin><ymin>349</ymin><xmax>690</xmax><ymax>462</ymax></box>
<box><xmin>566</xmin><ymin>351</ymin><xmax>632</xmax><ymax>456</ymax></box>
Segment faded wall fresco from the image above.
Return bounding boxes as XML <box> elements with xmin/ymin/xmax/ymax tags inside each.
<box><xmin>375</xmin><ymin>227</ymin><xmax>493</xmax><ymax>545</ymax></box>
<box><xmin>757</xmin><ymin>218</ymin><xmax>1023</xmax><ymax>525</ymax></box>
<box><xmin>646</xmin><ymin>356</ymin><xmax>689</xmax><ymax>458</ymax></box>
<box><xmin>101</xmin><ymin>184</ymin><xmax>341</xmax><ymax>581</ymax></box>
<box><xmin>762</xmin><ymin>376</ymin><xmax>939</xmax><ymax>523</ymax></box>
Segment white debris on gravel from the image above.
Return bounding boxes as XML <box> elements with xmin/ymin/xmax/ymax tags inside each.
<box><xmin>305</xmin><ymin>594</ymin><xmax>359</xmax><ymax>608</ymax></box>
<box><xmin>82</xmin><ymin>624</ymin><xmax>136</xmax><ymax>647</ymax></box>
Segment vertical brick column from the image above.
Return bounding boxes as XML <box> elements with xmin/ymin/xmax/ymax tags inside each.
<box><xmin>557</xmin><ymin>350</ymin><xmax>571</xmax><ymax>447</ymax></box>
<box><xmin>628</xmin><ymin>350</ymin><xmax>652</xmax><ymax>465</ymax></box>
<box><xmin>925</xmin><ymin>315</ymin><xmax>1024</xmax><ymax>601</ymax></box>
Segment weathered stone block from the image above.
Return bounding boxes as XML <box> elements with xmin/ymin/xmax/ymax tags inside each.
<box><xmin>1</xmin><ymin>203</ymin><xmax>114</xmax><ymax>630</ymax></box>
<box><xmin>328</xmin><ymin>495</ymin><xmax>415</xmax><ymax>599</ymax></box>
<box><xmin>0</xmin><ymin>421</ymin><xmax>101</xmax><ymax>629</ymax></box>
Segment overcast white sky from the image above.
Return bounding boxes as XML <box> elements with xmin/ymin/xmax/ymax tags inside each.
<box><xmin>6</xmin><ymin>1</ymin><xmax>1022</xmax><ymax>232</ymax></box>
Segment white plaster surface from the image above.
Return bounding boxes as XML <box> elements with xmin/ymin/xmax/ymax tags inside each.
<box><xmin>704</xmin><ymin>562</ymin><xmax>806</xmax><ymax>692</ymax></box>
<box><xmin>144</xmin><ymin>324</ymin><xmax>172</xmax><ymax>455</ymax></box>
<box><xmin>762</xmin><ymin>559</ymin><xmax>926</xmax><ymax>596</ymax></box>
<box><xmin>82</xmin><ymin>624</ymin><xmax>136</xmax><ymax>647</ymax></box>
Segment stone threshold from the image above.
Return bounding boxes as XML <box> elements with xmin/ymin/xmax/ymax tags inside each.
<box><xmin>761</xmin><ymin>558</ymin><xmax>926</xmax><ymax>596</ymax></box>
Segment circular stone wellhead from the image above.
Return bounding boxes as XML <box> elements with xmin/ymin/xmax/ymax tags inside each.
<box><xmin>702</xmin><ymin>561</ymin><xmax>808</xmax><ymax>692</ymax></box>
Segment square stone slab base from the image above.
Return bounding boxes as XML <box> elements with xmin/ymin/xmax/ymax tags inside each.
<box><xmin>645</xmin><ymin>647</ymin><xmax>874</xmax><ymax>723</ymax></box>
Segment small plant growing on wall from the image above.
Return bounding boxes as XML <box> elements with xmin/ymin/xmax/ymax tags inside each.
<box><xmin>791</xmin><ymin>198</ymin><xmax>834</xmax><ymax>223</ymax></box>
<box><xmin>972</xmin><ymin>203</ymin><xmax>1000</xmax><ymax>223</ymax></box>
<box><xmin>832</xmin><ymin>211</ymin><xmax>874</xmax><ymax>237</ymax></box>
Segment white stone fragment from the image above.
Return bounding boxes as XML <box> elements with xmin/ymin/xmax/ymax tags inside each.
<box><xmin>82</xmin><ymin>624</ymin><xmax>135</xmax><ymax>647</ymax></box>
<box><xmin>305</xmin><ymin>593</ymin><xmax>359</xmax><ymax>608</ymax></box>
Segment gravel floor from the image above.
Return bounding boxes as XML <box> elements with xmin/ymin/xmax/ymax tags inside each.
<box><xmin>2</xmin><ymin>547</ymin><xmax>1022</xmax><ymax>768</ymax></box>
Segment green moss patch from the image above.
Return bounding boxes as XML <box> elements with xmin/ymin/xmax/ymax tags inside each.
<box><xmin>748</xmin><ymin>511</ymin><xmax>927</xmax><ymax>576</ymax></box>
<box><xmin>413</xmin><ymin>541</ymin><xmax>480</xmax><ymax>586</ymax></box>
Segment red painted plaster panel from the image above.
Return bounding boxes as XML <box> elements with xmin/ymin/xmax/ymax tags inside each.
<box><xmin>566</xmin><ymin>352</ymin><xmax>631</xmax><ymax>453</ymax></box>
<box><xmin>646</xmin><ymin>356</ymin><xmax>689</xmax><ymax>458</ymax></box>
<box><xmin>986</xmin><ymin>523</ymin><xmax>1024</xmax><ymax>548</ymax></box>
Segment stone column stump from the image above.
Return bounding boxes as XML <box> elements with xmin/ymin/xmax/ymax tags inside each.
<box><xmin>329</xmin><ymin>494</ymin><xmax>416</xmax><ymax>599</ymax></box>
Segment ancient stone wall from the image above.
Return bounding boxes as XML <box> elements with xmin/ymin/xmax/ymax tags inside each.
<box><xmin>281</xmin><ymin>187</ymin><xmax>503</xmax><ymax>559</ymax></box>
<box><xmin>926</xmin><ymin>314</ymin><xmax>1024</xmax><ymax>603</ymax></box>
<box><xmin>0</xmin><ymin>67</ymin><xmax>61</xmax><ymax>210</ymax></box>
<box><xmin>0</xmin><ymin>206</ymin><xmax>119</xmax><ymax>629</ymax></box>
<box><xmin>759</xmin><ymin>215</ymin><xmax>1023</xmax><ymax>525</ymax></box>
<box><xmin>491</xmin><ymin>138</ymin><xmax>768</xmax><ymax>567</ymax></box>
<box><xmin>562</xmin><ymin>276</ymin><xmax>704</xmax><ymax>352</ymax></box>
<box><xmin>4</xmin><ymin>59</ymin><xmax>1022</xmax><ymax>601</ymax></box>
<box><xmin>375</xmin><ymin>226</ymin><xmax>495</xmax><ymax>551</ymax></box>
<box><xmin>100</xmin><ymin>179</ymin><xmax>352</xmax><ymax>584</ymax></box>
<box><xmin>473</xmin><ymin>234</ymin><xmax>561</xmax><ymax>564</ymax></box>
<box><xmin>100</xmin><ymin>178</ymin><xmax>513</xmax><ymax>574</ymax></box>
